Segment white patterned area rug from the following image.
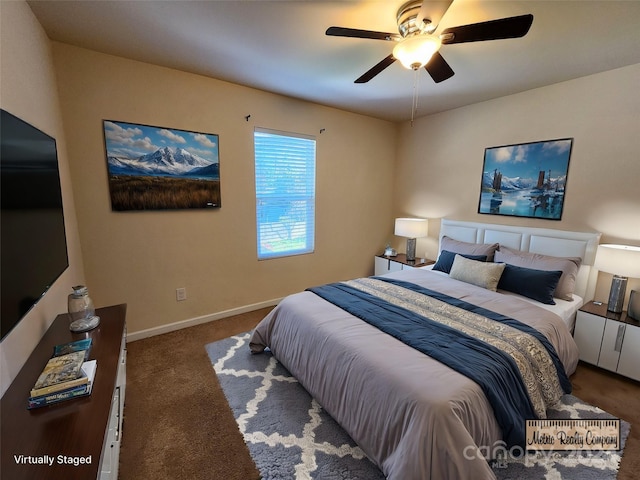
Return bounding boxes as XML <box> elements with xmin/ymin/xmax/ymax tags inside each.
<box><xmin>206</xmin><ymin>332</ymin><xmax>630</xmax><ymax>480</ymax></box>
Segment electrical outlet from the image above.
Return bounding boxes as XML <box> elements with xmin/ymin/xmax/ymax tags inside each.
<box><xmin>176</xmin><ymin>287</ymin><xmax>187</xmax><ymax>301</ymax></box>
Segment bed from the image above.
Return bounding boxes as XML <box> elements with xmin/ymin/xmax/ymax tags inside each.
<box><xmin>250</xmin><ymin>219</ymin><xmax>601</xmax><ymax>479</ymax></box>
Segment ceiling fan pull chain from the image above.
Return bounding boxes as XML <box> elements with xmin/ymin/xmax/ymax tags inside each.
<box><xmin>411</xmin><ymin>67</ymin><xmax>420</xmax><ymax>126</ymax></box>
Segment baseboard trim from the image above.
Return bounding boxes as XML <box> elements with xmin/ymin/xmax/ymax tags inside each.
<box><xmin>126</xmin><ymin>298</ymin><xmax>282</xmax><ymax>342</ymax></box>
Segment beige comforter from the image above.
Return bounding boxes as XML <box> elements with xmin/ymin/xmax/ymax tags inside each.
<box><xmin>250</xmin><ymin>269</ymin><xmax>579</xmax><ymax>480</ymax></box>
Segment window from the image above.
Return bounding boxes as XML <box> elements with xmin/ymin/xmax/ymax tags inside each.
<box><xmin>254</xmin><ymin>128</ymin><xmax>316</xmax><ymax>260</ymax></box>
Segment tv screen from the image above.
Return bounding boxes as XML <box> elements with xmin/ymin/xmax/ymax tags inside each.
<box><xmin>1</xmin><ymin>109</ymin><xmax>69</xmax><ymax>339</ymax></box>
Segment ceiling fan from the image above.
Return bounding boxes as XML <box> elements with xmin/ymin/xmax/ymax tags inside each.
<box><xmin>326</xmin><ymin>0</ymin><xmax>533</xmax><ymax>84</ymax></box>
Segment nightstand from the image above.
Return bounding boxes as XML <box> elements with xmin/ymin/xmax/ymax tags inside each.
<box><xmin>573</xmin><ymin>301</ymin><xmax>640</xmax><ymax>381</ymax></box>
<box><xmin>374</xmin><ymin>254</ymin><xmax>434</xmax><ymax>276</ymax></box>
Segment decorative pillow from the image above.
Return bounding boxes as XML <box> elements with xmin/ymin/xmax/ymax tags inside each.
<box><xmin>494</xmin><ymin>246</ymin><xmax>582</xmax><ymax>301</ymax></box>
<box><xmin>440</xmin><ymin>236</ymin><xmax>499</xmax><ymax>261</ymax></box>
<box><xmin>497</xmin><ymin>264</ymin><xmax>563</xmax><ymax>305</ymax></box>
<box><xmin>432</xmin><ymin>250</ymin><xmax>488</xmax><ymax>274</ymax></box>
<box><xmin>449</xmin><ymin>254</ymin><xmax>506</xmax><ymax>291</ymax></box>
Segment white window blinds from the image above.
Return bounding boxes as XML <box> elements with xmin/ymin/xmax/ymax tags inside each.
<box><xmin>254</xmin><ymin>128</ymin><xmax>316</xmax><ymax>260</ymax></box>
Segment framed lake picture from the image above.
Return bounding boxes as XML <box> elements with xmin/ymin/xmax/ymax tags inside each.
<box><xmin>478</xmin><ymin>138</ymin><xmax>573</xmax><ymax>220</ymax></box>
<box><xmin>103</xmin><ymin>120</ymin><xmax>220</xmax><ymax>211</ymax></box>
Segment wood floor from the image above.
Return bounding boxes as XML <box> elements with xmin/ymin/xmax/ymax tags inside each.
<box><xmin>570</xmin><ymin>361</ymin><xmax>640</xmax><ymax>480</ymax></box>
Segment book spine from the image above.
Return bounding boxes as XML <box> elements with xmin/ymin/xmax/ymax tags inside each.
<box><xmin>30</xmin><ymin>375</ymin><xmax>89</xmax><ymax>398</ymax></box>
<box><xmin>27</xmin><ymin>385</ymin><xmax>90</xmax><ymax>409</ymax></box>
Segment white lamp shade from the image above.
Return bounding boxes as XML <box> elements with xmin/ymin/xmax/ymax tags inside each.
<box><xmin>394</xmin><ymin>218</ymin><xmax>428</xmax><ymax>238</ymax></box>
<box><xmin>392</xmin><ymin>35</ymin><xmax>441</xmax><ymax>70</ymax></box>
<box><xmin>594</xmin><ymin>244</ymin><xmax>640</xmax><ymax>278</ymax></box>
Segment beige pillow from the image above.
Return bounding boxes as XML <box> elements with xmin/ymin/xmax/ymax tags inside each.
<box><xmin>449</xmin><ymin>254</ymin><xmax>506</xmax><ymax>291</ymax></box>
<box><xmin>494</xmin><ymin>246</ymin><xmax>582</xmax><ymax>301</ymax></box>
<box><xmin>441</xmin><ymin>236</ymin><xmax>500</xmax><ymax>261</ymax></box>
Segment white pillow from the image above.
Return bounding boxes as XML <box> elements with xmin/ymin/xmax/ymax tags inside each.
<box><xmin>449</xmin><ymin>254</ymin><xmax>506</xmax><ymax>291</ymax></box>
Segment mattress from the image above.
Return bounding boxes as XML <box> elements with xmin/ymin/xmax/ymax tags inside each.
<box><xmin>250</xmin><ymin>268</ymin><xmax>579</xmax><ymax>480</ymax></box>
<box><xmin>500</xmin><ymin>291</ymin><xmax>583</xmax><ymax>332</ymax></box>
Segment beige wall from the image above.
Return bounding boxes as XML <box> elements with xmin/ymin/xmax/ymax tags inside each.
<box><xmin>51</xmin><ymin>43</ymin><xmax>396</xmax><ymax>336</ymax></box>
<box><xmin>394</xmin><ymin>63</ymin><xmax>640</xmax><ymax>304</ymax></box>
<box><xmin>0</xmin><ymin>1</ymin><xmax>85</xmax><ymax>395</ymax></box>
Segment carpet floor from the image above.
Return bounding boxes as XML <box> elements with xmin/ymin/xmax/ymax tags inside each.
<box><xmin>119</xmin><ymin>307</ymin><xmax>640</xmax><ymax>480</ymax></box>
<box><xmin>118</xmin><ymin>309</ymin><xmax>270</xmax><ymax>480</ymax></box>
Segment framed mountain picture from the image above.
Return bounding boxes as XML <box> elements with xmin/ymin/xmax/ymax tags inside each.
<box><xmin>477</xmin><ymin>138</ymin><xmax>573</xmax><ymax>220</ymax></box>
<box><xmin>102</xmin><ymin>120</ymin><xmax>220</xmax><ymax>211</ymax></box>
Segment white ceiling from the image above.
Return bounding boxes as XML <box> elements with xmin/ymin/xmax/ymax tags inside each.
<box><xmin>27</xmin><ymin>0</ymin><xmax>640</xmax><ymax>123</ymax></box>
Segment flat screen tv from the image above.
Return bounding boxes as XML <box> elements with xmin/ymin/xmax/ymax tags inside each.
<box><xmin>1</xmin><ymin>109</ymin><xmax>69</xmax><ymax>339</ymax></box>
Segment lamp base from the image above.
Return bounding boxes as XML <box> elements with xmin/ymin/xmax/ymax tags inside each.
<box><xmin>406</xmin><ymin>238</ymin><xmax>417</xmax><ymax>262</ymax></box>
<box><xmin>70</xmin><ymin>315</ymin><xmax>100</xmax><ymax>333</ymax></box>
<box><xmin>607</xmin><ymin>275</ymin><xmax>627</xmax><ymax>313</ymax></box>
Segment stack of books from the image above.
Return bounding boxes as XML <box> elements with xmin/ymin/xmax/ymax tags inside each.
<box><xmin>27</xmin><ymin>339</ymin><xmax>97</xmax><ymax>409</ymax></box>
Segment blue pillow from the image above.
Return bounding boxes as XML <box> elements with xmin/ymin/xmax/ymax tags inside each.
<box><xmin>497</xmin><ymin>263</ymin><xmax>563</xmax><ymax>305</ymax></box>
<box><xmin>433</xmin><ymin>250</ymin><xmax>488</xmax><ymax>274</ymax></box>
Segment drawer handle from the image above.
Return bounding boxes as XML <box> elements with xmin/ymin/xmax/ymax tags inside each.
<box><xmin>614</xmin><ymin>324</ymin><xmax>626</xmax><ymax>352</ymax></box>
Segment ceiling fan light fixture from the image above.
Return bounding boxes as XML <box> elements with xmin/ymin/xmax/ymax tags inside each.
<box><xmin>393</xmin><ymin>35</ymin><xmax>442</xmax><ymax>70</ymax></box>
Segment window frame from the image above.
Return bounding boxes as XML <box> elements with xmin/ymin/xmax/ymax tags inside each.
<box><xmin>254</xmin><ymin>127</ymin><xmax>316</xmax><ymax>260</ymax></box>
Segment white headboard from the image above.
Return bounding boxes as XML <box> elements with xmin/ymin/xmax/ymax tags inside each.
<box><xmin>439</xmin><ymin>219</ymin><xmax>602</xmax><ymax>301</ymax></box>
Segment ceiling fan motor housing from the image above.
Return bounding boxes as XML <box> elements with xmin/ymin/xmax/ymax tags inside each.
<box><xmin>397</xmin><ymin>0</ymin><xmax>435</xmax><ymax>37</ymax></box>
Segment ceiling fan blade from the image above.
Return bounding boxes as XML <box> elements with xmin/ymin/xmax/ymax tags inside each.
<box><xmin>440</xmin><ymin>14</ymin><xmax>533</xmax><ymax>44</ymax></box>
<box><xmin>355</xmin><ymin>54</ymin><xmax>397</xmax><ymax>83</ymax></box>
<box><xmin>417</xmin><ymin>0</ymin><xmax>454</xmax><ymax>33</ymax></box>
<box><xmin>424</xmin><ymin>52</ymin><xmax>455</xmax><ymax>83</ymax></box>
<box><xmin>326</xmin><ymin>26</ymin><xmax>401</xmax><ymax>42</ymax></box>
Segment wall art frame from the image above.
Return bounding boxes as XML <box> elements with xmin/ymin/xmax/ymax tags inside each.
<box><xmin>103</xmin><ymin>120</ymin><xmax>220</xmax><ymax>211</ymax></box>
<box><xmin>477</xmin><ymin>138</ymin><xmax>573</xmax><ymax>220</ymax></box>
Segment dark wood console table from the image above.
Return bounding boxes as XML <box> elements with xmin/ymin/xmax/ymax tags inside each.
<box><xmin>1</xmin><ymin>304</ymin><xmax>127</xmax><ymax>480</ymax></box>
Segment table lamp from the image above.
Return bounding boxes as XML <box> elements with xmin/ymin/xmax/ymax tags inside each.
<box><xmin>594</xmin><ymin>244</ymin><xmax>640</xmax><ymax>313</ymax></box>
<box><xmin>394</xmin><ymin>218</ymin><xmax>428</xmax><ymax>262</ymax></box>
